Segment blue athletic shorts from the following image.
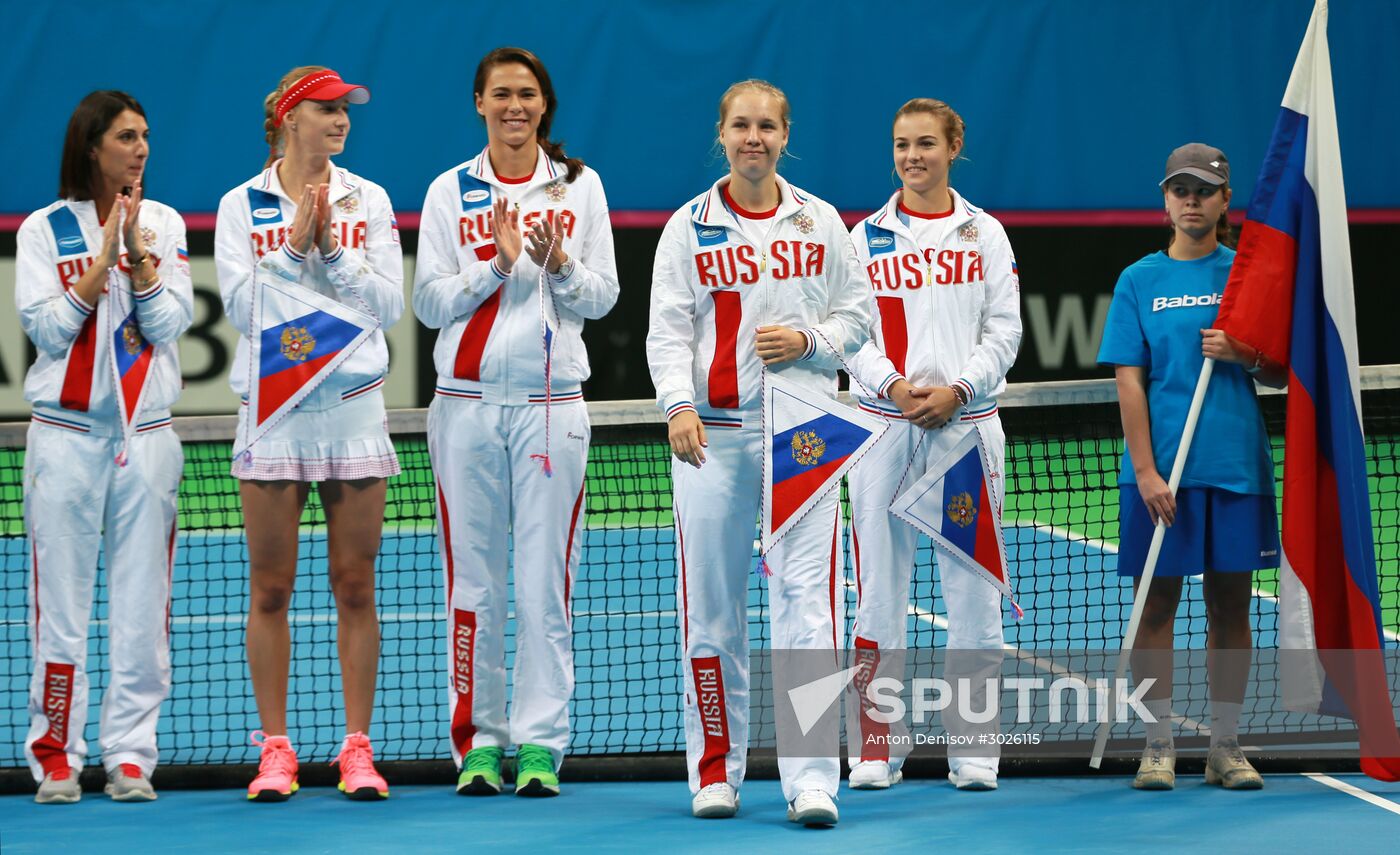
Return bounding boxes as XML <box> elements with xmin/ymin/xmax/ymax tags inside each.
<box><xmin>1116</xmin><ymin>485</ymin><xmax>1280</xmax><ymax>577</ymax></box>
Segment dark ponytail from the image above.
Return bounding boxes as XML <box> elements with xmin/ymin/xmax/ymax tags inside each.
<box><xmin>1215</xmin><ymin>211</ymin><xmax>1236</xmax><ymax>249</ymax></box>
<box><xmin>473</xmin><ymin>47</ymin><xmax>583</xmax><ymax>183</ymax></box>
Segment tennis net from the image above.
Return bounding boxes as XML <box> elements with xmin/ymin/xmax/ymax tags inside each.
<box><xmin>0</xmin><ymin>367</ymin><xmax>1396</xmax><ymax>784</ymax></box>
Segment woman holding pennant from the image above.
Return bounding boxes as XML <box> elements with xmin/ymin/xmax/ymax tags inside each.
<box><xmin>1097</xmin><ymin>143</ymin><xmax>1284</xmax><ymax>791</ymax></box>
<box><xmin>16</xmin><ymin>90</ymin><xmax>192</xmax><ymax>804</ymax></box>
<box><xmin>647</xmin><ymin>79</ymin><xmax>871</xmax><ymax>826</ymax></box>
<box><xmin>214</xmin><ymin>66</ymin><xmax>404</xmax><ymax>802</ymax></box>
<box><xmin>414</xmin><ymin>47</ymin><xmax>618</xmax><ymax>799</ymax></box>
<box><xmin>845</xmin><ymin>98</ymin><xmax>1022</xmax><ymax>793</ymax></box>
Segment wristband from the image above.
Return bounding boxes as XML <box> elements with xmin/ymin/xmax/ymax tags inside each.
<box><xmin>951</xmin><ymin>385</ymin><xmax>968</xmax><ymax>406</ymax></box>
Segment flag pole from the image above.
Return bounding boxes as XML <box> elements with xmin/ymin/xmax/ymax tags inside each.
<box><xmin>1090</xmin><ymin>357</ymin><xmax>1215</xmax><ymax>769</ymax></box>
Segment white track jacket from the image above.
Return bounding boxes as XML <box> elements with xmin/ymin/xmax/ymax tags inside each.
<box><xmin>16</xmin><ymin>199</ymin><xmax>193</xmax><ymax>424</ymax></box>
<box><xmin>648</xmin><ymin>176</ymin><xmax>870</xmax><ymax>424</ymax></box>
<box><xmin>413</xmin><ymin>147</ymin><xmax>619</xmax><ymax>404</ymax></box>
<box><xmin>847</xmin><ymin>190</ymin><xmax>1021</xmax><ymax>417</ymax></box>
<box><xmin>214</xmin><ymin>162</ymin><xmax>404</xmax><ymax>403</ymax></box>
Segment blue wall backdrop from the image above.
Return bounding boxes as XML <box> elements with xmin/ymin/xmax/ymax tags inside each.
<box><xmin>2</xmin><ymin>0</ymin><xmax>1396</xmax><ymax>216</ymax></box>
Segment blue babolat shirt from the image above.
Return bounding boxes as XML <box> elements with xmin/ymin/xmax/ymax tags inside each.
<box><xmin>1097</xmin><ymin>246</ymin><xmax>1274</xmax><ymax>496</ymax></box>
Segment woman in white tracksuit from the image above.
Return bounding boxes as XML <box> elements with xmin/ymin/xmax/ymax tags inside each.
<box><xmin>17</xmin><ymin>90</ymin><xmax>193</xmax><ymax>804</ymax></box>
<box><xmin>845</xmin><ymin>99</ymin><xmax>1022</xmax><ymax>792</ymax></box>
<box><xmin>647</xmin><ymin>79</ymin><xmax>871</xmax><ymax>826</ymax></box>
<box><xmin>214</xmin><ymin>66</ymin><xmax>403</xmax><ymax>802</ymax></box>
<box><xmin>414</xmin><ymin>46</ymin><xmax>619</xmax><ymax>798</ymax></box>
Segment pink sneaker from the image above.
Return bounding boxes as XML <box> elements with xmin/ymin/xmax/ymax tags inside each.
<box><xmin>335</xmin><ymin>732</ymin><xmax>389</xmax><ymax>800</ymax></box>
<box><xmin>247</xmin><ymin>732</ymin><xmax>299</xmax><ymax>802</ymax></box>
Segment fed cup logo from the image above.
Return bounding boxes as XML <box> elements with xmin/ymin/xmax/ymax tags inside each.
<box><xmin>791</xmin><ymin>430</ymin><xmax>826</xmax><ymax>466</ymax></box>
<box><xmin>280</xmin><ymin>325</ymin><xmax>317</xmax><ymax>362</ymax></box>
<box><xmin>945</xmin><ymin>492</ymin><xmax>976</xmax><ymax>527</ymax></box>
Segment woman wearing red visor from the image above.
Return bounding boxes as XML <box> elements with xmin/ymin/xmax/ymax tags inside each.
<box><xmin>214</xmin><ymin>66</ymin><xmax>404</xmax><ymax>802</ymax></box>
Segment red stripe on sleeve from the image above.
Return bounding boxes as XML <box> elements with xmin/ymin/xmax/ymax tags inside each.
<box><xmin>707</xmin><ymin>290</ymin><xmax>741</xmax><ymax>409</ymax></box>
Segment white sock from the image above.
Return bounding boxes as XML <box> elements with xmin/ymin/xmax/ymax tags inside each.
<box><xmin>1144</xmin><ymin>698</ymin><xmax>1174</xmax><ymax>745</ymax></box>
<box><xmin>1211</xmin><ymin>701</ymin><xmax>1242</xmax><ymax>748</ymax></box>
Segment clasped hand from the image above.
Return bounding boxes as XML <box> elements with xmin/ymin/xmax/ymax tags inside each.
<box><xmin>890</xmin><ymin>380</ymin><xmax>960</xmax><ymax>430</ymax></box>
<box><xmin>288</xmin><ymin>183</ymin><xmax>338</xmax><ymax>257</ymax></box>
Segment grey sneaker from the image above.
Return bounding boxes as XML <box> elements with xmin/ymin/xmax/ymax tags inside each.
<box><xmin>104</xmin><ymin>763</ymin><xmax>157</xmax><ymax>802</ymax></box>
<box><xmin>1205</xmin><ymin>739</ymin><xmax>1263</xmax><ymax>790</ymax></box>
<box><xmin>35</xmin><ymin>769</ymin><xmax>81</xmax><ymax>804</ymax></box>
<box><xmin>1133</xmin><ymin>739</ymin><xmax>1176</xmax><ymax>790</ymax></box>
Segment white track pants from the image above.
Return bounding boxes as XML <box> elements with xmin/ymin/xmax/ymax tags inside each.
<box><xmin>848</xmin><ymin>415</ymin><xmax>1006</xmax><ymax>774</ymax></box>
<box><xmin>429</xmin><ymin>397</ymin><xmax>588</xmax><ymax>770</ymax></box>
<box><xmin>23</xmin><ymin>422</ymin><xmax>181</xmax><ymax>782</ymax></box>
<box><xmin>675</xmin><ymin>425</ymin><xmax>843</xmax><ymax>803</ymax></box>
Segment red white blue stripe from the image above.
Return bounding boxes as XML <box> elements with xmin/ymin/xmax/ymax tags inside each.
<box><xmin>1213</xmin><ymin>0</ymin><xmax>1400</xmax><ymax>782</ymax></box>
<box><xmin>341</xmin><ymin>376</ymin><xmax>384</xmax><ymax>401</ymax></box>
<box><xmin>32</xmin><ymin>411</ymin><xmax>91</xmax><ymax>433</ymax></box>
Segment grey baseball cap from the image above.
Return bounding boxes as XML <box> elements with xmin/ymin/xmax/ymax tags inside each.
<box><xmin>1160</xmin><ymin>143</ymin><xmax>1230</xmax><ymax>186</ymax></box>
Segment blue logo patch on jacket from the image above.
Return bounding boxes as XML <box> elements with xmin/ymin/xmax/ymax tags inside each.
<box><xmin>458</xmin><ymin>171</ymin><xmax>493</xmax><ymax>211</ymax></box>
<box><xmin>248</xmin><ymin>189</ymin><xmax>283</xmax><ymax>226</ymax></box>
<box><xmin>865</xmin><ymin>223</ymin><xmax>896</xmax><ymax>256</ymax></box>
<box><xmin>691</xmin><ymin>204</ymin><xmax>728</xmax><ymax>247</ymax></box>
<box><xmin>47</xmin><ymin>207</ymin><xmax>87</xmax><ymax>255</ymax></box>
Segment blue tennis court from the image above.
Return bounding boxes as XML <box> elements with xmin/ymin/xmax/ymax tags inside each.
<box><xmin>3</xmin><ymin>775</ymin><xmax>1399</xmax><ymax>853</ymax></box>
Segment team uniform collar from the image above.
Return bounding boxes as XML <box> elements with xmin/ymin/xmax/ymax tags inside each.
<box><xmin>692</xmin><ymin>173</ymin><xmax>809</xmax><ymax>228</ymax></box>
<box><xmin>62</xmin><ymin>198</ymin><xmax>101</xmax><ymax>230</ymax></box>
<box><xmin>467</xmin><ymin>145</ymin><xmax>562</xmax><ymax>189</ymax></box>
<box><xmin>257</xmin><ymin>158</ymin><xmax>360</xmax><ymax>205</ymax></box>
<box><xmin>868</xmin><ymin>187</ymin><xmax>980</xmax><ymax>239</ymax></box>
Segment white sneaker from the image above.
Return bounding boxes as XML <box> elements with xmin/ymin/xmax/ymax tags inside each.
<box><xmin>948</xmin><ymin>765</ymin><xmax>998</xmax><ymax>791</ymax></box>
<box><xmin>786</xmin><ymin>789</ymin><xmax>839</xmax><ymax>826</ymax></box>
<box><xmin>848</xmin><ymin>760</ymin><xmax>902</xmax><ymax>790</ymax></box>
<box><xmin>35</xmin><ymin>768</ymin><xmax>81</xmax><ymax>804</ymax></box>
<box><xmin>691</xmin><ymin>782</ymin><xmax>739</xmax><ymax>818</ymax></box>
<box><xmin>104</xmin><ymin>763</ymin><xmax>157</xmax><ymax>802</ymax></box>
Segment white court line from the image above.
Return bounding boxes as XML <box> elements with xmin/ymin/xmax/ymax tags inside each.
<box><xmin>1019</xmin><ymin>521</ymin><xmax>1400</xmax><ymax>644</ymax></box>
<box><xmin>1303</xmin><ymin>772</ymin><xmax>1400</xmax><ymax>816</ymax></box>
<box><xmin>905</xmin><ymin>601</ymin><xmax>1210</xmax><ymax>736</ymax></box>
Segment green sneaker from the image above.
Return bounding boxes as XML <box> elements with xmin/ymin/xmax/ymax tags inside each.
<box><xmin>457</xmin><ymin>746</ymin><xmax>504</xmax><ymax>796</ymax></box>
<box><xmin>514</xmin><ymin>744</ymin><xmax>559</xmax><ymax>797</ymax></box>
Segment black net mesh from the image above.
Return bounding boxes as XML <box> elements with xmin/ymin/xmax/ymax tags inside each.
<box><xmin>0</xmin><ymin>375</ymin><xmax>1396</xmax><ymax>772</ymax></box>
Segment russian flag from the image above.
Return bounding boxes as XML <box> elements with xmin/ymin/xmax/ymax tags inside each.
<box><xmin>111</xmin><ymin>309</ymin><xmax>153</xmax><ymax>430</ymax></box>
<box><xmin>890</xmin><ymin>426</ymin><xmax>1021</xmax><ymax>617</ymax></box>
<box><xmin>1213</xmin><ymin>0</ymin><xmax>1400</xmax><ymax>781</ymax></box>
<box><xmin>762</xmin><ymin>372</ymin><xmax>886</xmax><ymax>553</ymax></box>
<box><xmin>236</xmin><ymin>277</ymin><xmax>377</xmax><ymax>458</ymax></box>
